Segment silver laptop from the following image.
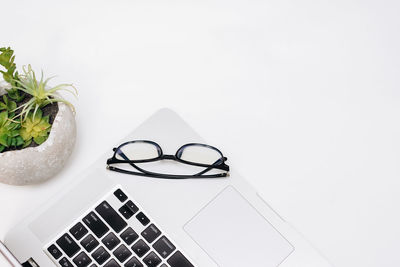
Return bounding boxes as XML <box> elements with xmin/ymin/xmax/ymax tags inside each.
<box><xmin>3</xmin><ymin>109</ymin><xmax>332</xmax><ymax>267</ymax></box>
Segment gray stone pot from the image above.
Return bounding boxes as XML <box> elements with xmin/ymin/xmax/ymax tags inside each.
<box><xmin>0</xmin><ymin>81</ymin><xmax>76</xmax><ymax>185</ymax></box>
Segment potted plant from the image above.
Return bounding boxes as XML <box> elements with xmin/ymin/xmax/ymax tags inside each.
<box><xmin>0</xmin><ymin>47</ymin><xmax>77</xmax><ymax>185</ymax></box>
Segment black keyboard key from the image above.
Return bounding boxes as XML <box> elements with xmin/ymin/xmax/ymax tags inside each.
<box><xmin>119</xmin><ymin>205</ymin><xmax>135</xmax><ymax>220</ymax></box>
<box><xmin>113</xmin><ymin>244</ymin><xmax>132</xmax><ymax>263</ymax></box>
<box><xmin>114</xmin><ymin>189</ymin><xmax>128</xmax><ymax>202</ymax></box>
<box><xmin>47</xmin><ymin>244</ymin><xmax>62</xmax><ymax>259</ymax></box>
<box><xmin>92</xmin><ymin>246</ymin><xmax>111</xmax><ymax>265</ymax></box>
<box><xmin>81</xmin><ymin>234</ymin><xmax>99</xmax><ymax>253</ymax></box>
<box><xmin>125</xmin><ymin>256</ymin><xmax>143</xmax><ymax>267</ymax></box>
<box><xmin>56</xmin><ymin>233</ymin><xmax>81</xmax><ymax>257</ymax></box>
<box><xmin>160</xmin><ymin>265</ymin><xmax>167</xmax><ymax>267</ymax></box>
<box><xmin>167</xmin><ymin>251</ymin><xmax>194</xmax><ymax>267</ymax></box>
<box><xmin>141</xmin><ymin>224</ymin><xmax>161</xmax><ymax>243</ymax></box>
<box><xmin>143</xmin><ymin>252</ymin><xmax>161</xmax><ymax>267</ymax></box>
<box><xmin>59</xmin><ymin>257</ymin><xmax>74</xmax><ymax>267</ymax></box>
<box><xmin>73</xmin><ymin>251</ymin><xmax>92</xmax><ymax>267</ymax></box>
<box><xmin>83</xmin><ymin>212</ymin><xmax>109</xmax><ymax>238</ymax></box>
<box><xmin>96</xmin><ymin>201</ymin><xmax>127</xmax><ymax>233</ymax></box>
<box><xmin>153</xmin><ymin>236</ymin><xmax>176</xmax><ymax>259</ymax></box>
<box><xmin>131</xmin><ymin>239</ymin><xmax>150</xmax><ymax>258</ymax></box>
<box><xmin>102</xmin><ymin>232</ymin><xmax>121</xmax><ymax>250</ymax></box>
<box><xmin>136</xmin><ymin>212</ymin><xmax>150</xmax><ymax>226</ymax></box>
<box><xmin>121</xmin><ymin>227</ymin><xmax>139</xmax><ymax>245</ymax></box>
<box><xmin>70</xmin><ymin>222</ymin><xmax>89</xmax><ymax>240</ymax></box>
<box><xmin>104</xmin><ymin>259</ymin><xmax>121</xmax><ymax>267</ymax></box>
<box><xmin>89</xmin><ymin>264</ymin><xmax>98</xmax><ymax>267</ymax></box>
<box><xmin>126</xmin><ymin>200</ymin><xmax>139</xmax><ymax>214</ymax></box>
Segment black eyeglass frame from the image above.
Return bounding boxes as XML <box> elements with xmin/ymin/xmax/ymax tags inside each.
<box><xmin>106</xmin><ymin>140</ymin><xmax>230</xmax><ymax>179</ymax></box>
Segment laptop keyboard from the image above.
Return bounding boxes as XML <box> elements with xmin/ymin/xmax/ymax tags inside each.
<box><xmin>45</xmin><ymin>187</ymin><xmax>194</xmax><ymax>267</ymax></box>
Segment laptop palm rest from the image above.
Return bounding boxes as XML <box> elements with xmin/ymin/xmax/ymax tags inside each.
<box><xmin>184</xmin><ymin>186</ymin><xmax>294</xmax><ymax>267</ymax></box>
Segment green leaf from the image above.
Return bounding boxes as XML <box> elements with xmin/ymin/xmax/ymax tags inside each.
<box><xmin>0</xmin><ymin>95</ymin><xmax>17</xmax><ymax>112</ymax></box>
<box><xmin>33</xmin><ymin>135</ymin><xmax>47</xmax><ymax>145</ymax></box>
<box><xmin>0</xmin><ymin>144</ymin><xmax>4</xmax><ymax>152</ymax></box>
<box><xmin>0</xmin><ymin>111</ymin><xmax>7</xmax><ymax>125</ymax></box>
<box><xmin>33</xmin><ymin>108</ymin><xmax>43</xmax><ymax>121</ymax></box>
<box><xmin>0</xmin><ymin>134</ymin><xmax>7</xmax><ymax>147</ymax></box>
<box><xmin>16</xmin><ymin>136</ymin><xmax>24</xmax><ymax>146</ymax></box>
<box><xmin>10</xmin><ymin>129</ymin><xmax>20</xmax><ymax>137</ymax></box>
<box><xmin>22</xmin><ymin>138</ymin><xmax>32</xmax><ymax>148</ymax></box>
<box><xmin>11</xmin><ymin>137</ymin><xmax>16</xmax><ymax>147</ymax></box>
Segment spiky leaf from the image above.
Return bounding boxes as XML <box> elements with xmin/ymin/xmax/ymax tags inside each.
<box><xmin>13</xmin><ymin>65</ymin><xmax>76</xmax><ymax>120</ymax></box>
<box><xmin>0</xmin><ymin>47</ymin><xmax>24</xmax><ymax>101</ymax></box>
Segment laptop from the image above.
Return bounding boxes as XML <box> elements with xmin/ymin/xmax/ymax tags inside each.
<box><xmin>3</xmin><ymin>108</ymin><xmax>332</xmax><ymax>267</ymax></box>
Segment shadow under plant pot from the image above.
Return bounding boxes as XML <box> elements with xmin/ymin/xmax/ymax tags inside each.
<box><xmin>0</xmin><ymin>82</ymin><xmax>77</xmax><ymax>185</ymax></box>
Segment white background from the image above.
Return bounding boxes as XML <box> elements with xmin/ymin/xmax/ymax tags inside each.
<box><xmin>0</xmin><ymin>0</ymin><xmax>399</xmax><ymax>266</ymax></box>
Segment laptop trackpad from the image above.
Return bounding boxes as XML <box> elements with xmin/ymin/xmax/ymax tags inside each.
<box><xmin>184</xmin><ymin>186</ymin><xmax>294</xmax><ymax>267</ymax></box>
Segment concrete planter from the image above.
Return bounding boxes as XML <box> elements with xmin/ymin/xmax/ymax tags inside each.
<box><xmin>0</xmin><ymin>81</ymin><xmax>76</xmax><ymax>185</ymax></box>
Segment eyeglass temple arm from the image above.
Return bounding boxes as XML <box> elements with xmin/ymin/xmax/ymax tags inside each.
<box><xmin>194</xmin><ymin>158</ymin><xmax>229</xmax><ymax>176</ymax></box>
<box><xmin>107</xmin><ymin>165</ymin><xmax>228</xmax><ymax>179</ymax></box>
<box><xmin>110</xmin><ymin>150</ymin><xmax>146</xmax><ymax>173</ymax></box>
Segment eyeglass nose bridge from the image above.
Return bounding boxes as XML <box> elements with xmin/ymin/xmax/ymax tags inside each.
<box><xmin>160</xmin><ymin>154</ymin><xmax>176</xmax><ymax>160</ymax></box>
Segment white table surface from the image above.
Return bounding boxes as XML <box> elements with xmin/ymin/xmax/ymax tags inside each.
<box><xmin>0</xmin><ymin>1</ymin><xmax>399</xmax><ymax>266</ymax></box>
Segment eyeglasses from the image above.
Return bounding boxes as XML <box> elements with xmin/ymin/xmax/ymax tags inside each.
<box><xmin>106</xmin><ymin>140</ymin><xmax>230</xmax><ymax>179</ymax></box>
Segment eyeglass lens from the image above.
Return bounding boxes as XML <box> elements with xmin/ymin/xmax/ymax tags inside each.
<box><xmin>115</xmin><ymin>141</ymin><xmax>160</xmax><ymax>161</ymax></box>
<box><xmin>177</xmin><ymin>145</ymin><xmax>222</xmax><ymax>165</ymax></box>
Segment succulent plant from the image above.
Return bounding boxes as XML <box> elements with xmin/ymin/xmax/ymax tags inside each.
<box><xmin>0</xmin><ymin>111</ymin><xmax>23</xmax><ymax>152</ymax></box>
<box><xmin>0</xmin><ymin>95</ymin><xmax>17</xmax><ymax>113</ymax></box>
<box><xmin>20</xmin><ymin>109</ymin><xmax>51</xmax><ymax>147</ymax></box>
<box><xmin>12</xmin><ymin>65</ymin><xmax>77</xmax><ymax>121</ymax></box>
<box><xmin>0</xmin><ymin>47</ymin><xmax>78</xmax><ymax>153</ymax></box>
<box><xmin>0</xmin><ymin>47</ymin><xmax>24</xmax><ymax>101</ymax></box>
